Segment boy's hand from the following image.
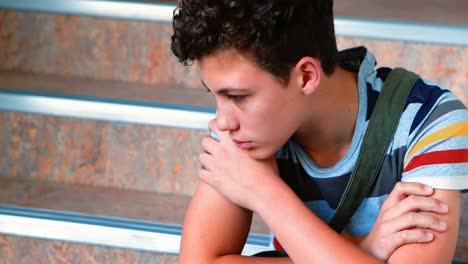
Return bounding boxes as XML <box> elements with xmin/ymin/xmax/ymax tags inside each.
<box><xmin>360</xmin><ymin>182</ymin><xmax>449</xmax><ymax>261</ymax></box>
<box><xmin>198</xmin><ymin>119</ymin><xmax>282</xmax><ymax>212</ymax></box>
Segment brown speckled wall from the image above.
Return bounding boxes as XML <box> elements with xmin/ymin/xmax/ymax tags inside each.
<box><xmin>0</xmin><ymin>112</ymin><xmax>205</xmax><ymax>196</ymax></box>
<box><xmin>0</xmin><ymin>235</ymin><xmax>178</xmax><ymax>264</ymax></box>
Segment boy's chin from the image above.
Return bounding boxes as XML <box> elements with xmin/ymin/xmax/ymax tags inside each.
<box><xmin>246</xmin><ymin>147</ymin><xmax>276</xmax><ymax>160</ymax></box>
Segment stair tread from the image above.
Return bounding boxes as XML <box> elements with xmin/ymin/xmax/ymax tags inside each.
<box><xmin>0</xmin><ymin>70</ymin><xmax>215</xmax><ymax>109</ymax></box>
<box><xmin>0</xmin><ymin>177</ymin><xmax>269</xmax><ymax>234</ymax></box>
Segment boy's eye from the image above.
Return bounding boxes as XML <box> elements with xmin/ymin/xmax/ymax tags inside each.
<box><xmin>228</xmin><ymin>94</ymin><xmax>245</xmax><ymax>102</ymax></box>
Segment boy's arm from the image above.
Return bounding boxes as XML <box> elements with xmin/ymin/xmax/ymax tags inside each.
<box><xmin>387</xmin><ymin>189</ymin><xmax>460</xmax><ymax>264</ymax></box>
<box><xmin>385</xmin><ymin>100</ymin><xmax>467</xmax><ymax>262</ymax></box>
<box><xmin>254</xmin><ymin>180</ymin><xmax>459</xmax><ymax>264</ymax></box>
<box><xmin>359</xmin><ymin>182</ymin><xmax>450</xmax><ymax>261</ymax></box>
<box><xmin>253</xmin><ymin>177</ymin><xmax>382</xmax><ymax>264</ymax></box>
<box><xmin>179</xmin><ymin>181</ymin><xmax>293</xmax><ymax>264</ymax></box>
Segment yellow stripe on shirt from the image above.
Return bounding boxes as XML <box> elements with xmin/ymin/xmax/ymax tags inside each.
<box><xmin>404</xmin><ymin>122</ymin><xmax>468</xmax><ymax>167</ymax></box>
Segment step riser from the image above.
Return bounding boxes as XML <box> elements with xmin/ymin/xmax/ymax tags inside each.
<box><xmin>336</xmin><ymin>35</ymin><xmax>468</xmax><ymax>104</ymax></box>
<box><xmin>0</xmin><ymin>112</ymin><xmax>205</xmax><ymax>196</ymax></box>
<box><xmin>0</xmin><ymin>235</ymin><xmax>178</xmax><ymax>264</ymax></box>
<box><xmin>0</xmin><ymin>10</ymin><xmax>200</xmax><ymax>89</ymax></box>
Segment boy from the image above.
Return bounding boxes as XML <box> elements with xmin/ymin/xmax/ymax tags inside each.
<box><xmin>171</xmin><ymin>0</ymin><xmax>467</xmax><ymax>263</ymax></box>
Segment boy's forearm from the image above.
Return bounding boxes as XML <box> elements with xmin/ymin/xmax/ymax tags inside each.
<box><xmin>179</xmin><ymin>182</ymin><xmax>254</xmax><ymax>264</ymax></box>
<box><xmin>254</xmin><ymin>179</ymin><xmax>382</xmax><ymax>264</ymax></box>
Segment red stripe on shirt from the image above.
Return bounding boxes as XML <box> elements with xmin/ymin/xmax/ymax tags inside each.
<box><xmin>273</xmin><ymin>237</ymin><xmax>284</xmax><ymax>251</ymax></box>
<box><xmin>403</xmin><ymin>149</ymin><xmax>468</xmax><ymax>173</ymax></box>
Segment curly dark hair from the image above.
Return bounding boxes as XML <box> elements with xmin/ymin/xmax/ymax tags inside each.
<box><xmin>171</xmin><ymin>0</ymin><xmax>338</xmax><ymax>84</ymax></box>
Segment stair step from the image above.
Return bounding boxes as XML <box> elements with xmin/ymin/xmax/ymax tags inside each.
<box><xmin>0</xmin><ymin>71</ymin><xmax>215</xmax><ymax>109</ymax></box>
<box><xmin>0</xmin><ymin>178</ymin><xmax>271</xmax><ymax>256</ymax></box>
<box><xmin>0</xmin><ymin>78</ymin><xmax>215</xmax><ymax>130</ymax></box>
<box><xmin>0</xmin><ymin>70</ymin><xmax>216</xmax><ymax>195</ymax></box>
<box><xmin>0</xmin><ymin>178</ymin><xmax>269</xmax><ymax>234</ymax></box>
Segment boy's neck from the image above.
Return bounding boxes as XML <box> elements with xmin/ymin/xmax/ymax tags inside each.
<box><xmin>294</xmin><ymin>66</ymin><xmax>359</xmax><ymax>168</ymax></box>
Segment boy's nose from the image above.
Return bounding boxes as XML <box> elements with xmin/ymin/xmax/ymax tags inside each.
<box><xmin>216</xmin><ymin>111</ymin><xmax>239</xmax><ymax>132</ymax></box>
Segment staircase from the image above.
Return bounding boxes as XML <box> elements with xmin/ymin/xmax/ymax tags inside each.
<box><xmin>0</xmin><ymin>0</ymin><xmax>467</xmax><ymax>263</ymax></box>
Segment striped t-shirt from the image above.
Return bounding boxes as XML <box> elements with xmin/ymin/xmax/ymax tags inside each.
<box><xmin>274</xmin><ymin>46</ymin><xmax>468</xmax><ymax>243</ymax></box>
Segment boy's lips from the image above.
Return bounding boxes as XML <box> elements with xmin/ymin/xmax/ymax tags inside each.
<box><xmin>232</xmin><ymin>139</ymin><xmax>254</xmax><ymax>150</ymax></box>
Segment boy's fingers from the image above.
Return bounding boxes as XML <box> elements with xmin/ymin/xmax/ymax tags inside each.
<box><xmin>201</xmin><ymin>135</ymin><xmax>218</xmax><ymax>154</ymax></box>
<box><xmin>392</xmin><ymin>229</ymin><xmax>434</xmax><ymax>248</ymax></box>
<box><xmin>390</xmin><ymin>211</ymin><xmax>447</xmax><ymax>233</ymax></box>
<box><xmin>384</xmin><ymin>195</ymin><xmax>448</xmax><ymax>221</ymax></box>
<box><xmin>198</xmin><ymin>151</ymin><xmax>214</xmax><ymax>170</ymax></box>
<box><xmin>384</xmin><ymin>182</ymin><xmax>434</xmax><ymax>209</ymax></box>
<box><xmin>199</xmin><ymin>166</ymin><xmax>213</xmax><ymax>185</ymax></box>
<box><xmin>372</xmin><ymin>229</ymin><xmax>434</xmax><ymax>261</ymax></box>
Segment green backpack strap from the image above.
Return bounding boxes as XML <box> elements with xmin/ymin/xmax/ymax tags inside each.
<box><xmin>328</xmin><ymin>68</ymin><xmax>420</xmax><ymax>233</ymax></box>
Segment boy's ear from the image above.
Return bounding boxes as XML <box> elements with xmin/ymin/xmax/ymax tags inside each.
<box><xmin>294</xmin><ymin>57</ymin><xmax>321</xmax><ymax>95</ymax></box>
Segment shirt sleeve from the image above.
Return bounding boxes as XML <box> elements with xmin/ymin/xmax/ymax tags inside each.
<box><xmin>401</xmin><ymin>93</ymin><xmax>468</xmax><ymax>191</ymax></box>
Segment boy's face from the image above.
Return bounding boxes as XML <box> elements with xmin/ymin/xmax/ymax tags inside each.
<box><xmin>198</xmin><ymin>49</ymin><xmax>307</xmax><ymax>160</ymax></box>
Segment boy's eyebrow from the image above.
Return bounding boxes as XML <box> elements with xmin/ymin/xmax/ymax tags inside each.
<box><xmin>201</xmin><ymin>80</ymin><xmax>249</xmax><ymax>94</ymax></box>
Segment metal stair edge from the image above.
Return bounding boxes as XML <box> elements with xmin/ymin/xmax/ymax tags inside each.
<box><xmin>0</xmin><ymin>204</ymin><xmax>273</xmax><ymax>256</ymax></box>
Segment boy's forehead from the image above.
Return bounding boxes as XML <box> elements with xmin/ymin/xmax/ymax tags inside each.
<box><xmin>197</xmin><ymin>51</ymin><xmax>260</xmax><ymax>88</ymax></box>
